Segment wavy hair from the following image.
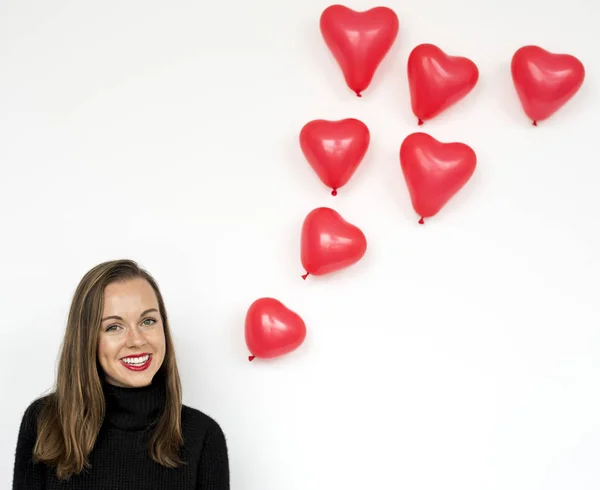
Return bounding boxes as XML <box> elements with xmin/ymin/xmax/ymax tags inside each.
<box><xmin>32</xmin><ymin>259</ymin><xmax>184</xmax><ymax>479</ymax></box>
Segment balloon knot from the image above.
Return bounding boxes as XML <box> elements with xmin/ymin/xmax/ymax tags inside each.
<box><xmin>301</xmin><ymin>272</ymin><xmax>309</xmax><ymax>280</ymax></box>
<box><xmin>418</xmin><ymin>217</ymin><xmax>425</xmax><ymax>224</ymax></box>
<box><xmin>532</xmin><ymin>120</ymin><xmax>537</xmax><ymax>126</ymax></box>
<box><xmin>355</xmin><ymin>91</ymin><xmax>362</xmax><ymax>97</ymax></box>
<box><xmin>418</xmin><ymin>119</ymin><xmax>424</xmax><ymax>126</ymax></box>
<box><xmin>331</xmin><ymin>189</ymin><xmax>337</xmax><ymax>196</ymax></box>
<box><xmin>248</xmin><ymin>355</ymin><xmax>255</xmax><ymax>362</ymax></box>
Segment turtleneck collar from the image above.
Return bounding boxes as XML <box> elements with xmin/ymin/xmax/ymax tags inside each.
<box><xmin>102</xmin><ymin>370</ymin><xmax>166</xmax><ymax>431</ymax></box>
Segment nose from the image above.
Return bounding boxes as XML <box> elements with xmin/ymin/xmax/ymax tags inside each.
<box><xmin>125</xmin><ymin>325</ymin><xmax>147</xmax><ymax>349</ymax></box>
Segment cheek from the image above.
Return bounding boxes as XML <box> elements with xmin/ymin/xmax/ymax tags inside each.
<box><xmin>152</xmin><ymin>330</ymin><xmax>166</xmax><ymax>351</ymax></box>
<box><xmin>97</xmin><ymin>335</ymin><xmax>120</xmax><ymax>362</ymax></box>
<box><xmin>149</xmin><ymin>328</ymin><xmax>166</xmax><ymax>357</ymax></box>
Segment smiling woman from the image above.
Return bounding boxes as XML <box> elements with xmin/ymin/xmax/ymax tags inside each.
<box><xmin>98</xmin><ymin>281</ymin><xmax>166</xmax><ymax>389</ymax></box>
<box><xmin>12</xmin><ymin>259</ymin><xmax>230</xmax><ymax>490</ymax></box>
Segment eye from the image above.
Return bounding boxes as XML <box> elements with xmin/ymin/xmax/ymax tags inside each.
<box><xmin>142</xmin><ymin>318</ymin><xmax>157</xmax><ymax>326</ymax></box>
<box><xmin>105</xmin><ymin>324</ymin><xmax>121</xmax><ymax>332</ymax></box>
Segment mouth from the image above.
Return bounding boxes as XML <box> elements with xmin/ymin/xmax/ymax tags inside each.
<box><xmin>120</xmin><ymin>353</ymin><xmax>152</xmax><ymax>372</ymax></box>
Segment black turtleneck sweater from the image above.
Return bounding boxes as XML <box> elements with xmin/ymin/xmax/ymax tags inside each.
<box><xmin>12</xmin><ymin>377</ymin><xmax>230</xmax><ymax>489</ymax></box>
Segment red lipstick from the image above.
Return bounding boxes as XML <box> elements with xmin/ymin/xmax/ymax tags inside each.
<box><xmin>120</xmin><ymin>353</ymin><xmax>152</xmax><ymax>371</ymax></box>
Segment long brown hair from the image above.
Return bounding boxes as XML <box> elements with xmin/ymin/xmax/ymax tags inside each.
<box><xmin>32</xmin><ymin>259</ymin><xmax>184</xmax><ymax>480</ymax></box>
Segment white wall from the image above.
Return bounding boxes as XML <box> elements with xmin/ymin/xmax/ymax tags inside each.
<box><xmin>1</xmin><ymin>0</ymin><xmax>599</xmax><ymax>488</ymax></box>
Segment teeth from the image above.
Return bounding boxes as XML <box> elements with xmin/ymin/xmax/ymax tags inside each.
<box><xmin>122</xmin><ymin>354</ymin><xmax>150</xmax><ymax>365</ymax></box>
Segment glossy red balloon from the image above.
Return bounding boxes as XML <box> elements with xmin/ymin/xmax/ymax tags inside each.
<box><xmin>301</xmin><ymin>207</ymin><xmax>367</xmax><ymax>278</ymax></box>
<box><xmin>299</xmin><ymin>118</ymin><xmax>370</xmax><ymax>195</ymax></box>
<box><xmin>407</xmin><ymin>43</ymin><xmax>479</xmax><ymax>125</ymax></box>
<box><xmin>320</xmin><ymin>5</ymin><xmax>399</xmax><ymax>97</ymax></box>
<box><xmin>400</xmin><ymin>132</ymin><xmax>476</xmax><ymax>223</ymax></box>
<box><xmin>245</xmin><ymin>298</ymin><xmax>306</xmax><ymax>361</ymax></box>
<box><xmin>511</xmin><ymin>45</ymin><xmax>585</xmax><ymax>125</ymax></box>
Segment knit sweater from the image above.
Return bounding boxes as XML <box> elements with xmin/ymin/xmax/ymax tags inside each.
<box><xmin>12</xmin><ymin>376</ymin><xmax>230</xmax><ymax>489</ymax></box>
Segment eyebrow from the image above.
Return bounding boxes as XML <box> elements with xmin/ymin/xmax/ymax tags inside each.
<box><xmin>101</xmin><ymin>308</ymin><xmax>159</xmax><ymax>323</ymax></box>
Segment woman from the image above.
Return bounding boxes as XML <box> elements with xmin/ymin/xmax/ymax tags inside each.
<box><xmin>12</xmin><ymin>259</ymin><xmax>230</xmax><ymax>489</ymax></box>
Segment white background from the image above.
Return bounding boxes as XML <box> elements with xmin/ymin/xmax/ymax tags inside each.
<box><xmin>1</xmin><ymin>1</ymin><xmax>599</xmax><ymax>489</ymax></box>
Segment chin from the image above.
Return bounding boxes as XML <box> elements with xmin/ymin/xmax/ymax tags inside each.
<box><xmin>123</xmin><ymin>367</ymin><xmax>158</xmax><ymax>385</ymax></box>
<box><xmin>109</xmin><ymin>367</ymin><xmax>158</xmax><ymax>388</ymax></box>
<box><xmin>124</xmin><ymin>376</ymin><xmax>154</xmax><ymax>388</ymax></box>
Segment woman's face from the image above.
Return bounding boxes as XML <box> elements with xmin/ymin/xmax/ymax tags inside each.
<box><xmin>97</xmin><ymin>278</ymin><xmax>166</xmax><ymax>388</ymax></box>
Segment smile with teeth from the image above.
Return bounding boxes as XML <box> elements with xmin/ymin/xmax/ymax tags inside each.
<box><xmin>120</xmin><ymin>353</ymin><xmax>152</xmax><ymax>371</ymax></box>
<box><xmin>121</xmin><ymin>354</ymin><xmax>150</xmax><ymax>365</ymax></box>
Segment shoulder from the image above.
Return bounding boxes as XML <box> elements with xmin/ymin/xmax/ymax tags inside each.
<box><xmin>181</xmin><ymin>404</ymin><xmax>228</xmax><ymax>448</ymax></box>
<box><xmin>181</xmin><ymin>404</ymin><xmax>225</xmax><ymax>434</ymax></box>
<box><xmin>13</xmin><ymin>396</ymin><xmax>54</xmax><ymax>486</ymax></box>
<box><xmin>18</xmin><ymin>394</ymin><xmax>53</xmax><ymax>433</ymax></box>
<box><xmin>14</xmin><ymin>394</ymin><xmax>54</xmax><ymax>462</ymax></box>
<box><xmin>180</xmin><ymin>404</ymin><xmax>229</xmax><ymax>477</ymax></box>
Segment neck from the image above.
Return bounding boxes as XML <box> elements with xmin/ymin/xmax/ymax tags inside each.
<box><xmin>102</xmin><ymin>372</ymin><xmax>166</xmax><ymax>431</ymax></box>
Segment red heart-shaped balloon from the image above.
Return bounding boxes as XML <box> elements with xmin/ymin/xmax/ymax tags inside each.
<box><xmin>301</xmin><ymin>207</ymin><xmax>367</xmax><ymax>278</ymax></box>
<box><xmin>245</xmin><ymin>297</ymin><xmax>306</xmax><ymax>361</ymax></box>
<box><xmin>299</xmin><ymin>118</ymin><xmax>370</xmax><ymax>195</ymax></box>
<box><xmin>511</xmin><ymin>45</ymin><xmax>585</xmax><ymax>125</ymax></box>
<box><xmin>399</xmin><ymin>132</ymin><xmax>476</xmax><ymax>223</ymax></box>
<box><xmin>320</xmin><ymin>5</ymin><xmax>399</xmax><ymax>97</ymax></box>
<box><xmin>407</xmin><ymin>43</ymin><xmax>479</xmax><ymax>124</ymax></box>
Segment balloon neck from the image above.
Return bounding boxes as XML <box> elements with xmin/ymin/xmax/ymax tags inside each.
<box><xmin>301</xmin><ymin>272</ymin><xmax>309</xmax><ymax>280</ymax></box>
<box><xmin>331</xmin><ymin>189</ymin><xmax>337</xmax><ymax>196</ymax></box>
<box><xmin>418</xmin><ymin>118</ymin><xmax>424</xmax><ymax>126</ymax></box>
<box><xmin>248</xmin><ymin>355</ymin><xmax>255</xmax><ymax>362</ymax></box>
<box><xmin>532</xmin><ymin>120</ymin><xmax>537</xmax><ymax>126</ymax></box>
<box><xmin>418</xmin><ymin>217</ymin><xmax>425</xmax><ymax>224</ymax></box>
<box><xmin>355</xmin><ymin>91</ymin><xmax>362</xmax><ymax>97</ymax></box>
